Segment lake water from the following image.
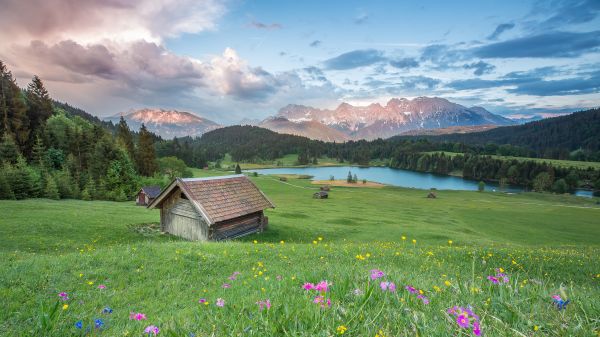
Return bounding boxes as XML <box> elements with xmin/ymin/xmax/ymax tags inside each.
<box><xmin>251</xmin><ymin>166</ymin><xmax>594</xmax><ymax>197</ymax></box>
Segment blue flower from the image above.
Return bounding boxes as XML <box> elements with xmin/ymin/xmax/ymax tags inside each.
<box><xmin>94</xmin><ymin>318</ymin><xmax>104</xmax><ymax>329</ymax></box>
<box><xmin>102</xmin><ymin>307</ymin><xmax>113</xmax><ymax>314</ymax></box>
<box><xmin>74</xmin><ymin>321</ymin><xmax>83</xmax><ymax>329</ymax></box>
<box><xmin>553</xmin><ymin>298</ymin><xmax>570</xmax><ymax>310</ymax></box>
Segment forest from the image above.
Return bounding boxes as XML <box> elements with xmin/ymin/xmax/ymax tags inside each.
<box><xmin>0</xmin><ymin>61</ymin><xmax>193</xmax><ymax>201</ymax></box>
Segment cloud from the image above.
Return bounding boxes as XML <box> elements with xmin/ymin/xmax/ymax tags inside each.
<box><xmin>463</xmin><ymin>61</ymin><xmax>495</xmax><ymax>76</ymax></box>
<box><xmin>323</xmin><ymin>49</ymin><xmax>385</xmax><ymax>70</ymax></box>
<box><xmin>536</xmin><ymin>0</ymin><xmax>600</xmax><ymax>30</ymax></box>
<box><xmin>474</xmin><ymin>31</ymin><xmax>600</xmax><ymax>58</ymax></box>
<box><xmin>309</xmin><ymin>40</ymin><xmax>322</xmax><ymax>47</ymax></box>
<box><xmin>389</xmin><ymin>57</ymin><xmax>419</xmax><ymax>69</ymax></box>
<box><xmin>487</xmin><ymin>23</ymin><xmax>515</xmax><ymax>40</ymax></box>
<box><xmin>506</xmin><ymin>71</ymin><xmax>600</xmax><ymax>96</ymax></box>
<box><xmin>354</xmin><ymin>13</ymin><xmax>369</xmax><ymax>25</ymax></box>
<box><xmin>248</xmin><ymin>21</ymin><xmax>283</xmax><ymax>30</ymax></box>
<box><xmin>0</xmin><ymin>0</ymin><xmax>225</xmax><ymax>44</ymax></box>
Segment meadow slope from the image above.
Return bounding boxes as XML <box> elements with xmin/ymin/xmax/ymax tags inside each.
<box><xmin>0</xmin><ymin>172</ymin><xmax>599</xmax><ymax>336</ymax></box>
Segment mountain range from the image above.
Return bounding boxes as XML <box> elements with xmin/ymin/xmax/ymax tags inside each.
<box><xmin>258</xmin><ymin>97</ymin><xmax>515</xmax><ymax>141</ymax></box>
<box><xmin>106</xmin><ymin>108</ymin><xmax>220</xmax><ymax>139</ymax></box>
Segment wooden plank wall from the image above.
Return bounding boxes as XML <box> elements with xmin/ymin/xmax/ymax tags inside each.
<box><xmin>160</xmin><ymin>189</ymin><xmax>209</xmax><ymax>241</ymax></box>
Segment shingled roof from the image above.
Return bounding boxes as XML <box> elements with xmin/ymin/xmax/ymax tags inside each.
<box><xmin>140</xmin><ymin>186</ymin><xmax>161</xmax><ymax>198</ymax></box>
<box><xmin>148</xmin><ymin>175</ymin><xmax>275</xmax><ymax>225</ymax></box>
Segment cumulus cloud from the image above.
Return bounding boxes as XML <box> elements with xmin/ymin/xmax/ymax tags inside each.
<box><xmin>389</xmin><ymin>58</ymin><xmax>419</xmax><ymax>69</ymax></box>
<box><xmin>487</xmin><ymin>23</ymin><xmax>515</xmax><ymax>40</ymax></box>
<box><xmin>324</xmin><ymin>49</ymin><xmax>385</xmax><ymax>70</ymax></box>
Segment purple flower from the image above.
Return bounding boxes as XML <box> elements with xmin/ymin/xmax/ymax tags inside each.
<box><xmin>58</xmin><ymin>292</ymin><xmax>69</xmax><ymax>301</ymax></box>
<box><xmin>302</xmin><ymin>283</ymin><xmax>315</xmax><ymax>291</ymax></box>
<box><xmin>473</xmin><ymin>321</ymin><xmax>481</xmax><ymax>336</ymax></box>
<box><xmin>405</xmin><ymin>285</ymin><xmax>418</xmax><ymax>294</ymax></box>
<box><xmin>144</xmin><ymin>325</ymin><xmax>160</xmax><ymax>335</ymax></box>
<box><xmin>256</xmin><ymin>299</ymin><xmax>271</xmax><ymax>311</ymax></box>
<box><xmin>370</xmin><ymin>269</ymin><xmax>385</xmax><ymax>280</ymax></box>
<box><xmin>380</xmin><ymin>281</ymin><xmax>396</xmax><ymax>292</ymax></box>
<box><xmin>216</xmin><ymin>298</ymin><xmax>225</xmax><ymax>307</ymax></box>
<box><xmin>222</xmin><ymin>283</ymin><xmax>231</xmax><ymax>289</ymax></box>
<box><xmin>417</xmin><ymin>294</ymin><xmax>430</xmax><ymax>305</ymax></box>
<box><xmin>456</xmin><ymin>315</ymin><xmax>470</xmax><ymax>328</ymax></box>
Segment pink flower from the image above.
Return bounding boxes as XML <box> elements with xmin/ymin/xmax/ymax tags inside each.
<box><xmin>129</xmin><ymin>312</ymin><xmax>147</xmax><ymax>321</ymax></box>
<box><xmin>302</xmin><ymin>283</ymin><xmax>315</xmax><ymax>291</ymax></box>
<box><xmin>313</xmin><ymin>296</ymin><xmax>331</xmax><ymax>308</ymax></box>
<box><xmin>98</xmin><ymin>284</ymin><xmax>106</xmax><ymax>289</ymax></box>
<box><xmin>473</xmin><ymin>321</ymin><xmax>481</xmax><ymax>336</ymax></box>
<box><xmin>456</xmin><ymin>315</ymin><xmax>470</xmax><ymax>328</ymax></box>
<box><xmin>222</xmin><ymin>283</ymin><xmax>231</xmax><ymax>289</ymax></box>
<box><xmin>380</xmin><ymin>281</ymin><xmax>396</xmax><ymax>292</ymax></box>
<box><xmin>417</xmin><ymin>295</ymin><xmax>429</xmax><ymax>304</ymax></box>
<box><xmin>370</xmin><ymin>269</ymin><xmax>385</xmax><ymax>280</ymax></box>
<box><xmin>551</xmin><ymin>295</ymin><xmax>562</xmax><ymax>301</ymax></box>
<box><xmin>228</xmin><ymin>271</ymin><xmax>241</xmax><ymax>280</ymax></box>
<box><xmin>144</xmin><ymin>325</ymin><xmax>160</xmax><ymax>335</ymax></box>
<box><xmin>58</xmin><ymin>292</ymin><xmax>69</xmax><ymax>301</ymax></box>
<box><xmin>257</xmin><ymin>299</ymin><xmax>271</xmax><ymax>311</ymax></box>
<box><xmin>198</xmin><ymin>298</ymin><xmax>207</xmax><ymax>304</ymax></box>
<box><xmin>487</xmin><ymin>276</ymin><xmax>499</xmax><ymax>284</ymax></box>
<box><xmin>314</xmin><ymin>280</ymin><xmax>331</xmax><ymax>292</ymax></box>
<box><xmin>216</xmin><ymin>298</ymin><xmax>225</xmax><ymax>307</ymax></box>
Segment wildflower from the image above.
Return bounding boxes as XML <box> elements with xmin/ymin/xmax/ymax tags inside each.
<box><xmin>405</xmin><ymin>285</ymin><xmax>418</xmax><ymax>294</ymax></box>
<box><xmin>62</xmin><ymin>304</ymin><xmax>69</xmax><ymax>310</ymax></box>
<box><xmin>94</xmin><ymin>319</ymin><xmax>105</xmax><ymax>329</ymax></box>
<box><xmin>473</xmin><ymin>321</ymin><xmax>482</xmax><ymax>336</ymax></box>
<box><xmin>98</xmin><ymin>284</ymin><xmax>106</xmax><ymax>289</ymax></box>
<box><xmin>433</xmin><ymin>285</ymin><xmax>441</xmax><ymax>292</ymax></box>
<box><xmin>313</xmin><ymin>296</ymin><xmax>331</xmax><ymax>308</ymax></box>
<box><xmin>401</xmin><ymin>236</ymin><xmax>406</xmax><ymax>240</ymax></box>
<box><xmin>412</xmin><ymin>239</ymin><xmax>416</xmax><ymax>244</ymax></box>
<box><xmin>375</xmin><ymin>329</ymin><xmax>386</xmax><ymax>337</ymax></box>
<box><xmin>487</xmin><ymin>276</ymin><xmax>499</xmax><ymax>284</ymax></box>
<box><xmin>318</xmin><ymin>237</ymin><xmax>323</xmax><ymax>241</ymax></box>
<box><xmin>253</xmin><ymin>240</ymin><xmax>258</xmax><ymax>244</ymax></box>
<box><xmin>337</xmin><ymin>325</ymin><xmax>347</xmax><ymax>334</ymax></box>
<box><xmin>222</xmin><ymin>283</ymin><xmax>231</xmax><ymax>289</ymax></box>
<box><xmin>144</xmin><ymin>325</ymin><xmax>160</xmax><ymax>335</ymax></box>
<box><xmin>256</xmin><ymin>299</ymin><xmax>271</xmax><ymax>311</ymax></box>
<box><xmin>302</xmin><ymin>283</ymin><xmax>315</xmax><ymax>291</ymax></box>
<box><xmin>58</xmin><ymin>292</ymin><xmax>69</xmax><ymax>301</ymax></box>
<box><xmin>314</xmin><ymin>280</ymin><xmax>332</xmax><ymax>292</ymax></box>
<box><xmin>444</xmin><ymin>280</ymin><xmax>452</xmax><ymax>286</ymax></box>
<box><xmin>353</xmin><ymin>288</ymin><xmax>364</xmax><ymax>296</ymax></box>
<box><xmin>276</xmin><ymin>275</ymin><xmax>282</xmax><ymax>281</ymax></box>
<box><xmin>356</xmin><ymin>254</ymin><xmax>365</xmax><ymax>260</ymax></box>
<box><xmin>448</xmin><ymin>240</ymin><xmax>453</xmax><ymax>245</ymax></box>
<box><xmin>88</xmin><ymin>281</ymin><xmax>94</xmax><ymax>286</ymax></box>
<box><xmin>103</xmin><ymin>307</ymin><xmax>113</xmax><ymax>314</ymax></box>
<box><xmin>74</xmin><ymin>321</ymin><xmax>83</xmax><ymax>329</ymax></box>
<box><xmin>551</xmin><ymin>295</ymin><xmax>570</xmax><ymax>310</ymax></box>
<box><xmin>370</xmin><ymin>269</ymin><xmax>385</xmax><ymax>280</ymax></box>
<box><xmin>280</xmin><ymin>240</ymin><xmax>285</xmax><ymax>244</ymax></box>
<box><xmin>380</xmin><ymin>281</ymin><xmax>396</xmax><ymax>292</ymax></box>
<box><xmin>216</xmin><ymin>298</ymin><xmax>225</xmax><ymax>307</ymax></box>
<box><xmin>130</xmin><ymin>312</ymin><xmax>147</xmax><ymax>320</ymax></box>
<box><xmin>456</xmin><ymin>315</ymin><xmax>469</xmax><ymax>328</ymax></box>
<box><xmin>198</xmin><ymin>298</ymin><xmax>207</xmax><ymax>304</ymax></box>
<box><xmin>417</xmin><ymin>294</ymin><xmax>430</xmax><ymax>305</ymax></box>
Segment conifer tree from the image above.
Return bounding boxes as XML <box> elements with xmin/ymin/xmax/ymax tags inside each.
<box><xmin>116</xmin><ymin>116</ymin><xmax>135</xmax><ymax>160</ymax></box>
<box><xmin>0</xmin><ymin>132</ymin><xmax>19</xmax><ymax>164</ymax></box>
<box><xmin>235</xmin><ymin>163</ymin><xmax>242</xmax><ymax>174</ymax></box>
<box><xmin>0</xmin><ymin>169</ymin><xmax>14</xmax><ymax>199</ymax></box>
<box><xmin>31</xmin><ymin>135</ymin><xmax>46</xmax><ymax>166</ymax></box>
<box><xmin>25</xmin><ymin>75</ymin><xmax>53</xmax><ymax>135</ymax></box>
<box><xmin>0</xmin><ymin>61</ymin><xmax>29</xmax><ymax>150</ymax></box>
<box><xmin>135</xmin><ymin>124</ymin><xmax>158</xmax><ymax>176</ymax></box>
<box><xmin>43</xmin><ymin>174</ymin><xmax>60</xmax><ymax>200</ymax></box>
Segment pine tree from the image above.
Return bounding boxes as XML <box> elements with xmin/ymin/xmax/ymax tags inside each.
<box><xmin>0</xmin><ymin>169</ymin><xmax>14</xmax><ymax>199</ymax></box>
<box><xmin>347</xmin><ymin>171</ymin><xmax>353</xmax><ymax>183</ymax></box>
<box><xmin>10</xmin><ymin>156</ymin><xmax>33</xmax><ymax>199</ymax></box>
<box><xmin>235</xmin><ymin>164</ymin><xmax>242</xmax><ymax>174</ymax></box>
<box><xmin>135</xmin><ymin>124</ymin><xmax>158</xmax><ymax>176</ymax></box>
<box><xmin>0</xmin><ymin>132</ymin><xmax>19</xmax><ymax>164</ymax></box>
<box><xmin>25</xmin><ymin>75</ymin><xmax>53</xmax><ymax>135</ymax></box>
<box><xmin>43</xmin><ymin>174</ymin><xmax>60</xmax><ymax>200</ymax></box>
<box><xmin>0</xmin><ymin>62</ymin><xmax>29</xmax><ymax>151</ymax></box>
<box><xmin>116</xmin><ymin>116</ymin><xmax>135</xmax><ymax>160</ymax></box>
<box><xmin>31</xmin><ymin>135</ymin><xmax>46</xmax><ymax>167</ymax></box>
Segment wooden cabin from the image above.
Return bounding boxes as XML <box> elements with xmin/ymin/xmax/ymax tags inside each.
<box><xmin>147</xmin><ymin>175</ymin><xmax>275</xmax><ymax>241</ymax></box>
<box><xmin>136</xmin><ymin>186</ymin><xmax>161</xmax><ymax>206</ymax></box>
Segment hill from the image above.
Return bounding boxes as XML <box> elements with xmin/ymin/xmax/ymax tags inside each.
<box><xmin>396</xmin><ymin>108</ymin><xmax>600</xmax><ymax>159</ymax></box>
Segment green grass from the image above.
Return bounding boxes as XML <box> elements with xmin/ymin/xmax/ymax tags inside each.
<box><xmin>425</xmin><ymin>151</ymin><xmax>600</xmax><ymax>170</ymax></box>
<box><xmin>1</xmin><ymin>172</ymin><xmax>599</xmax><ymax>336</ymax></box>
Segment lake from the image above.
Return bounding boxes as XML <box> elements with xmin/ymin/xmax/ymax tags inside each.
<box><xmin>251</xmin><ymin>166</ymin><xmax>594</xmax><ymax>197</ymax></box>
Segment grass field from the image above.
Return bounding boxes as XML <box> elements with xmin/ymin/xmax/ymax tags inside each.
<box><xmin>1</xmin><ymin>171</ymin><xmax>599</xmax><ymax>336</ymax></box>
<box><xmin>425</xmin><ymin>151</ymin><xmax>600</xmax><ymax>170</ymax></box>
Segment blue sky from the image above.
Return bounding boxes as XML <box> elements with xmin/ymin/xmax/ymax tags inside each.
<box><xmin>1</xmin><ymin>0</ymin><xmax>599</xmax><ymax>123</ymax></box>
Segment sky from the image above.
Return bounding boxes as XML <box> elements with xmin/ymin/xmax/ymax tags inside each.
<box><xmin>1</xmin><ymin>0</ymin><xmax>599</xmax><ymax>124</ymax></box>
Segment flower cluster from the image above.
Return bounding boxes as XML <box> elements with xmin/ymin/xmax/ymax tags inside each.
<box><xmin>145</xmin><ymin>325</ymin><xmax>160</xmax><ymax>336</ymax></box>
<box><xmin>405</xmin><ymin>285</ymin><xmax>429</xmax><ymax>304</ymax></box>
<box><xmin>487</xmin><ymin>268</ymin><xmax>509</xmax><ymax>284</ymax></box>
<box><xmin>380</xmin><ymin>281</ymin><xmax>396</xmax><ymax>292</ymax></box>
<box><xmin>551</xmin><ymin>295</ymin><xmax>570</xmax><ymax>310</ymax></box>
<box><xmin>302</xmin><ymin>280</ymin><xmax>332</xmax><ymax>308</ymax></box>
<box><xmin>58</xmin><ymin>292</ymin><xmax>69</xmax><ymax>301</ymax></box>
<box><xmin>370</xmin><ymin>269</ymin><xmax>385</xmax><ymax>280</ymax></box>
<box><xmin>256</xmin><ymin>299</ymin><xmax>271</xmax><ymax>311</ymax></box>
<box><xmin>447</xmin><ymin>306</ymin><xmax>481</xmax><ymax>336</ymax></box>
<box><xmin>130</xmin><ymin>312</ymin><xmax>147</xmax><ymax>321</ymax></box>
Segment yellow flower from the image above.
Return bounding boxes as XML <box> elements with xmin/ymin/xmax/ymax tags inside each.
<box><xmin>448</xmin><ymin>240</ymin><xmax>453</xmax><ymax>245</ymax></box>
<box><xmin>444</xmin><ymin>280</ymin><xmax>451</xmax><ymax>286</ymax></box>
<box><xmin>313</xmin><ymin>240</ymin><xmax>318</xmax><ymax>244</ymax></box>
<box><xmin>433</xmin><ymin>285</ymin><xmax>441</xmax><ymax>292</ymax></box>
<box><xmin>280</xmin><ymin>240</ymin><xmax>285</xmax><ymax>244</ymax></box>
<box><xmin>62</xmin><ymin>304</ymin><xmax>69</xmax><ymax>310</ymax></box>
<box><xmin>534</xmin><ymin>325</ymin><xmax>539</xmax><ymax>331</ymax></box>
<box><xmin>356</xmin><ymin>254</ymin><xmax>365</xmax><ymax>260</ymax></box>
<box><xmin>253</xmin><ymin>240</ymin><xmax>258</xmax><ymax>244</ymax></box>
<box><xmin>87</xmin><ymin>281</ymin><xmax>94</xmax><ymax>285</ymax></box>
<box><xmin>336</xmin><ymin>325</ymin><xmax>347</xmax><ymax>335</ymax></box>
<box><xmin>401</xmin><ymin>236</ymin><xmax>406</xmax><ymax>240</ymax></box>
<box><xmin>412</xmin><ymin>239</ymin><xmax>416</xmax><ymax>244</ymax></box>
<box><xmin>499</xmin><ymin>267</ymin><xmax>504</xmax><ymax>273</ymax></box>
<box><xmin>375</xmin><ymin>329</ymin><xmax>386</xmax><ymax>337</ymax></box>
<box><xmin>365</xmin><ymin>253</ymin><xmax>371</xmax><ymax>257</ymax></box>
<box><xmin>79</xmin><ymin>273</ymin><xmax>83</xmax><ymax>278</ymax></box>
<box><xmin>318</xmin><ymin>237</ymin><xmax>323</xmax><ymax>241</ymax></box>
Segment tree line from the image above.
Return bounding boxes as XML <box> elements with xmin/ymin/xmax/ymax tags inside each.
<box><xmin>0</xmin><ymin>61</ymin><xmax>188</xmax><ymax>201</ymax></box>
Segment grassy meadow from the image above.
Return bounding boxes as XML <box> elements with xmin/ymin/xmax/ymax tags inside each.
<box><xmin>1</xmin><ymin>171</ymin><xmax>599</xmax><ymax>336</ymax></box>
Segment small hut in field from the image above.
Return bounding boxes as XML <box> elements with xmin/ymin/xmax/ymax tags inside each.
<box><xmin>136</xmin><ymin>186</ymin><xmax>161</xmax><ymax>206</ymax></box>
<box><xmin>147</xmin><ymin>175</ymin><xmax>275</xmax><ymax>241</ymax></box>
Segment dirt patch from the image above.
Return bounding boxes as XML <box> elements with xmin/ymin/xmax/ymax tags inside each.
<box><xmin>311</xmin><ymin>180</ymin><xmax>386</xmax><ymax>188</ymax></box>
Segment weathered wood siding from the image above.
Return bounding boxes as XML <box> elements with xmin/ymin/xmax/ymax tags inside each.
<box><xmin>211</xmin><ymin>211</ymin><xmax>264</xmax><ymax>241</ymax></box>
<box><xmin>159</xmin><ymin>190</ymin><xmax>209</xmax><ymax>241</ymax></box>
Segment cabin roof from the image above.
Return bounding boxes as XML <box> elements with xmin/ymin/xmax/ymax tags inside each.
<box><xmin>147</xmin><ymin>175</ymin><xmax>275</xmax><ymax>225</ymax></box>
<box><xmin>140</xmin><ymin>186</ymin><xmax>161</xmax><ymax>198</ymax></box>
